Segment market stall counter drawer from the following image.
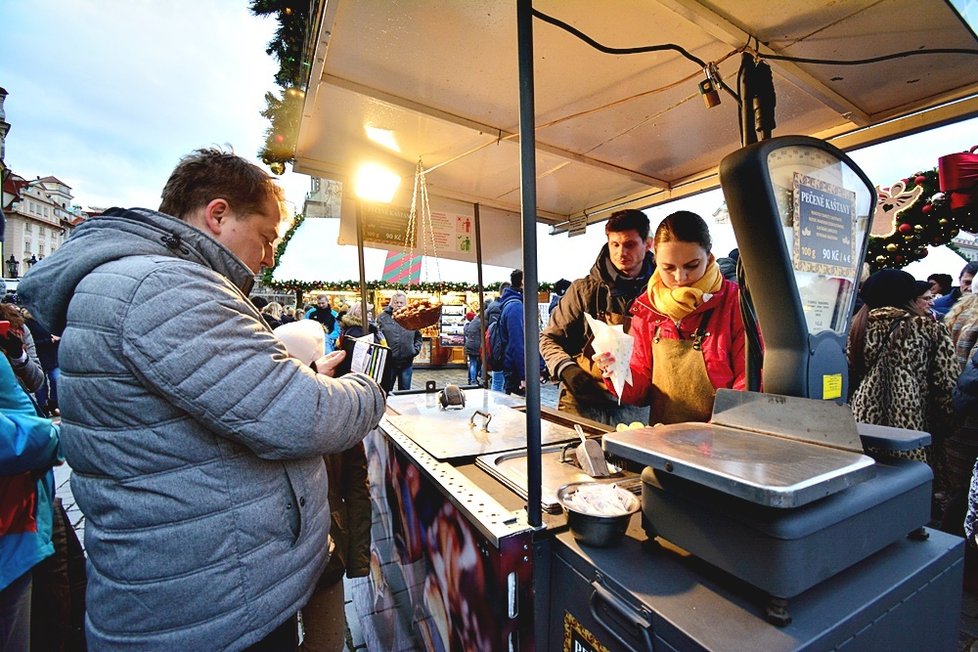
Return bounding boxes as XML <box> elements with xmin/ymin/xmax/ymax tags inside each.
<box><xmin>547</xmin><ymin>519</ymin><xmax>962</xmax><ymax>651</ymax></box>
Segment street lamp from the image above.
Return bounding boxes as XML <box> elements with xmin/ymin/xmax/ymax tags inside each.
<box><xmin>26</xmin><ymin>254</ymin><xmax>37</xmax><ymax>268</ymax></box>
<box><xmin>353</xmin><ymin>163</ymin><xmax>401</xmax><ymax>312</ymax></box>
<box><xmin>5</xmin><ymin>255</ymin><xmax>17</xmax><ymax>278</ymax></box>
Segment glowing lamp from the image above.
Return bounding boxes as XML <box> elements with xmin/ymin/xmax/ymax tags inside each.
<box><xmin>354</xmin><ymin>163</ymin><xmax>400</xmax><ymax>203</ymax></box>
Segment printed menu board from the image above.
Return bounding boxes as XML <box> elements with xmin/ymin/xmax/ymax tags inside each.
<box><xmin>792</xmin><ymin>173</ymin><xmax>858</xmax><ymax>278</ymax></box>
<box><xmin>361</xmin><ymin>204</ymin><xmax>413</xmax><ymax>248</ymax></box>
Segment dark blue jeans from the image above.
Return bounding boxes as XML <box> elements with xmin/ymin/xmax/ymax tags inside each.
<box><xmin>467</xmin><ymin>354</ymin><xmax>482</xmax><ymax>385</ymax></box>
<box><xmin>0</xmin><ymin>570</ymin><xmax>32</xmax><ymax>652</ymax></box>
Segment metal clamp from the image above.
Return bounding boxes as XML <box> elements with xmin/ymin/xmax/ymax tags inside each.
<box><xmin>469</xmin><ymin>410</ymin><xmax>492</xmax><ymax>432</ymax></box>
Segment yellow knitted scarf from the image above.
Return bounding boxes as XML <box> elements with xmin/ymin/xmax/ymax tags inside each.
<box><xmin>648</xmin><ymin>257</ymin><xmax>723</xmax><ymax>320</ymax></box>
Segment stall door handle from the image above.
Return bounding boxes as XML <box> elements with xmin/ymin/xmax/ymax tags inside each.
<box><xmin>589</xmin><ymin>580</ymin><xmax>654</xmax><ymax>652</ymax></box>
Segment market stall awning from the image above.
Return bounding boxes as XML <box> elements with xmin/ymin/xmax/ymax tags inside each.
<box><xmin>294</xmin><ymin>0</ymin><xmax>978</xmax><ymax>232</ymax></box>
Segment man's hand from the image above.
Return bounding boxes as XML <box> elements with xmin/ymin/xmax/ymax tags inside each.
<box><xmin>312</xmin><ymin>350</ymin><xmax>346</xmax><ymax>377</ymax></box>
<box><xmin>0</xmin><ymin>331</ymin><xmax>25</xmax><ymax>360</ymax></box>
<box><xmin>591</xmin><ymin>352</ymin><xmax>616</xmax><ymax>378</ymax></box>
<box><xmin>560</xmin><ymin>364</ymin><xmax>617</xmax><ymax>407</ymax></box>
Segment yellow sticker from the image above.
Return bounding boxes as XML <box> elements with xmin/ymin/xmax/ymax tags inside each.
<box><xmin>823</xmin><ymin>373</ymin><xmax>843</xmax><ymax>400</ymax></box>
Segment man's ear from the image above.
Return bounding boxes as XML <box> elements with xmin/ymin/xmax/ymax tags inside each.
<box><xmin>202</xmin><ymin>198</ymin><xmax>231</xmax><ymax>236</ymax></box>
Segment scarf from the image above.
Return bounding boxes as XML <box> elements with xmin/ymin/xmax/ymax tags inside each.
<box><xmin>648</xmin><ymin>257</ymin><xmax>723</xmax><ymax>320</ymax></box>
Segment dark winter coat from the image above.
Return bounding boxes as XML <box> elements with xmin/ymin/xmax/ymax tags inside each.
<box><xmin>463</xmin><ymin>315</ymin><xmax>482</xmax><ymax>356</ymax></box>
<box><xmin>498</xmin><ymin>287</ymin><xmax>545</xmax><ymax>386</ymax></box>
<box><xmin>376</xmin><ymin>306</ymin><xmax>422</xmax><ymax>362</ymax></box>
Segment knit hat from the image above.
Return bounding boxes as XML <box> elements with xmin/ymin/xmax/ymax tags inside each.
<box><xmin>913</xmin><ymin>280</ymin><xmax>931</xmax><ymax>297</ymax></box>
<box><xmin>466</xmin><ymin>311</ymin><xmax>475</xmax><ymax>321</ymax></box>
<box><xmin>860</xmin><ymin>269</ymin><xmax>917</xmax><ymax>309</ymax></box>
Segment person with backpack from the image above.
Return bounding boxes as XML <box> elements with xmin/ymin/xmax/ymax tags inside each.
<box><xmin>483</xmin><ymin>282</ymin><xmax>510</xmax><ymax>392</ymax></box>
<box><xmin>496</xmin><ymin>270</ymin><xmax>545</xmax><ymax>396</ymax></box>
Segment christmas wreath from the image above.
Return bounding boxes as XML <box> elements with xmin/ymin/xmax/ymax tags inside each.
<box><xmin>867</xmin><ymin>145</ymin><xmax>978</xmax><ymax>271</ymax></box>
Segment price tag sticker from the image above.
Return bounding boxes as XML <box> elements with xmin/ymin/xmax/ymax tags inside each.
<box><xmin>822</xmin><ymin>373</ymin><xmax>843</xmax><ymax>400</ymax></box>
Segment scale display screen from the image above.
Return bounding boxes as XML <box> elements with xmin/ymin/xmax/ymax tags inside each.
<box><xmin>765</xmin><ymin>145</ymin><xmax>874</xmax><ymax>335</ymax></box>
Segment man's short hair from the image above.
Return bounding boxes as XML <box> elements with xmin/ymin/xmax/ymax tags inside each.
<box><xmin>159</xmin><ymin>147</ymin><xmax>285</xmax><ymax>220</ymax></box>
<box><xmin>498</xmin><ymin>281</ymin><xmax>511</xmax><ymax>298</ymax></box>
<box><xmin>962</xmin><ymin>261</ymin><xmax>978</xmax><ymax>279</ymax></box>
<box><xmin>928</xmin><ymin>273</ymin><xmax>953</xmax><ymax>294</ymax></box>
<box><xmin>510</xmin><ymin>269</ymin><xmax>524</xmax><ymax>289</ymax></box>
<box><xmin>605</xmin><ymin>209</ymin><xmax>650</xmax><ymax>241</ymax></box>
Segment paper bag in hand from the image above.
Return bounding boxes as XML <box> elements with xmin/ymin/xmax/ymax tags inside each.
<box><xmin>583</xmin><ymin>313</ymin><xmax>633</xmax><ymax>404</ymax></box>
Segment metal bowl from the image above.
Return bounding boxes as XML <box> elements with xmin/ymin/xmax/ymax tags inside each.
<box><xmin>556</xmin><ymin>482</ymin><xmax>639</xmax><ymax>548</ymax></box>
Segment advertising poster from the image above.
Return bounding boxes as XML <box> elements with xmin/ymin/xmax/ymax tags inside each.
<box><xmin>792</xmin><ymin>173</ymin><xmax>858</xmax><ymax>279</ymax></box>
<box><xmin>361</xmin><ymin>204</ymin><xmax>414</xmax><ymax>248</ymax></box>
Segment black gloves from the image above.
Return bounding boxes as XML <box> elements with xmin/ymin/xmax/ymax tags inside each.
<box><xmin>0</xmin><ymin>331</ymin><xmax>24</xmax><ymax>360</ymax></box>
<box><xmin>560</xmin><ymin>364</ymin><xmax>616</xmax><ymax>408</ymax></box>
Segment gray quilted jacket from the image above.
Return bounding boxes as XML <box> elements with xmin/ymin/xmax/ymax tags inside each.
<box><xmin>18</xmin><ymin>207</ymin><xmax>386</xmax><ymax>650</ymax></box>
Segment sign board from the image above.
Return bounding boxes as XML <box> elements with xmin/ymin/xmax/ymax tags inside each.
<box><xmin>792</xmin><ymin>172</ymin><xmax>857</xmax><ymax>279</ymax></box>
<box><xmin>567</xmin><ymin>214</ymin><xmax>588</xmax><ymax>237</ymax></box>
<box><xmin>360</xmin><ymin>203</ymin><xmax>413</xmax><ymax>248</ymax></box>
<box><xmin>338</xmin><ymin>193</ymin><xmax>523</xmax><ymax>269</ymax></box>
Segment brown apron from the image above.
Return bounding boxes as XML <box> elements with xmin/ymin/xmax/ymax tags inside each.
<box><xmin>649</xmin><ymin>310</ymin><xmax>716</xmax><ymax>425</ymax></box>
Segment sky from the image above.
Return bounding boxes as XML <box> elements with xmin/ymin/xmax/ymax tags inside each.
<box><xmin>2</xmin><ymin>1</ymin><xmax>977</xmax><ymax>286</ymax></box>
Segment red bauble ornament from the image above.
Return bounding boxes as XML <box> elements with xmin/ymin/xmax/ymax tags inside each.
<box><xmin>894</xmin><ymin>255</ymin><xmax>904</xmax><ymax>263</ymax></box>
<box><xmin>914</xmin><ymin>175</ymin><xmax>927</xmax><ymax>185</ymax></box>
<box><xmin>274</xmin><ymin>134</ymin><xmax>286</xmax><ymax>143</ymax></box>
<box><xmin>922</xmin><ymin>203</ymin><xmax>933</xmax><ymax>214</ymax></box>
<box><xmin>898</xmin><ymin>223</ymin><xmax>913</xmax><ymax>234</ymax></box>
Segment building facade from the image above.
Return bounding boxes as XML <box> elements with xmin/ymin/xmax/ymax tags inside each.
<box><xmin>1</xmin><ymin>174</ymin><xmax>80</xmax><ymax>277</ymax></box>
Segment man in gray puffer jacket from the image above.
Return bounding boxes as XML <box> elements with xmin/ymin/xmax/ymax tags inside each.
<box><xmin>18</xmin><ymin>148</ymin><xmax>387</xmax><ymax>651</ymax></box>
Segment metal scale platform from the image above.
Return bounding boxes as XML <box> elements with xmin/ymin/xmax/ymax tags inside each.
<box><xmin>604</xmin><ymin>389</ymin><xmax>934</xmax><ymax>625</ymax></box>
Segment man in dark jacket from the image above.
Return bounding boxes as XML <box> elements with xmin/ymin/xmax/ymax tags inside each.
<box><xmin>484</xmin><ymin>282</ymin><xmax>510</xmax><ymax>392</ymax></box>
<box><xmin>499</xmin><ymin>270</ymin><xmax>545</xmax><ymax>395</ymax></box>
<box><xmin>376</xmin><ymin>291</ymin><xmax>423</xmax><ymax>392</ymax></box>
<box><xmin>307</xmin><ymin>295</ymin><xmax>337</xmax><ymax>333</ymax></box>
<box><xmin>540</xmin><ymin>209</ymin><xmax>655</xmax><ymax>425</ymax></box>
<box><xmin>17</xmin><ymin>148</ymin><xmax>386</xmax><ymax>650</ymax></box>
<box><xmin>933</xmin><ymin>260</ymin><xmax>978</xmax><ymax>319</ymax></box>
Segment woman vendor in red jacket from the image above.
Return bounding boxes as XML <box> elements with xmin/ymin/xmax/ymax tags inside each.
<box><xmin>594</xmin><ymin>210</ymin><xmax>747</xmax><ymax>424</ymax></box>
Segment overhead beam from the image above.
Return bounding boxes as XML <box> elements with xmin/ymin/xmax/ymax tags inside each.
<box><xmin>654</xmin><ymin>0</ymin><xmax>873</xmax><ymax>125</ymax></box>
<box><xmin>323</xmin><ymin>73</ymin><xmax>670</xmax><ymax>189</ymax></box>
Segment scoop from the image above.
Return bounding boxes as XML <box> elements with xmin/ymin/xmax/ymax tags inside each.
<box><xmin>575</xmin><ymin>424</ymin><xmax>610</xmax><ymax>477</ymax></box>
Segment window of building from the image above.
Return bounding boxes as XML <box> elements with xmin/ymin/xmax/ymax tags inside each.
<box><xmin>24</xmin><ymin>223</ymin><xmax>32</xmax><ymax>233</ymax></box>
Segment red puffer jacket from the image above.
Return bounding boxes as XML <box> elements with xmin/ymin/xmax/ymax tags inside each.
<box><xmin>610</xmin><ymin>279</ymin><xmax>747</xmax><ymax>406</ymax></box>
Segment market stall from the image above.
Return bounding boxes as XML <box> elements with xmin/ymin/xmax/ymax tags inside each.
<box><xmin>289</xmin><ymin>1</ymin><xmax>977</xmax><ymax>649</ymax></box>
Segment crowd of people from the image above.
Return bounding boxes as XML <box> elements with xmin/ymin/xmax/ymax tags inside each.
<box><xmin>1</xmin><ymin>145</ymin><xmax>975</xmax><ymax>650</ymax></box>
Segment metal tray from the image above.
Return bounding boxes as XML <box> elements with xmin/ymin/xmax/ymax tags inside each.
<box><xmin>385</xmin><ymin>388</ymin><xmax>525</xmax><ymax>416</ymax></box>
<box><xmin>603</xmin><ymin>422</ymin><xmax>876</xmax><ymax>508</ymax></box>
<box><xmin>383</xmin><ymin>390</ymin><xmax>581</xmax><ymax>461</ymax></box>
<box><xmin>476</xmin><ymin>444</ymin><xmax>640</xmax><ymax>513</ymax></box>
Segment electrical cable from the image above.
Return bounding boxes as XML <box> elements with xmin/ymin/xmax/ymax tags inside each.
<box><xmin>532</xmin><ymin>8</ymin><xmax>741</xmax><ymax>103</ymax></box>
<box><xmin>759</xmin><ymin>48</ymin><xmax>978</xmax><ymax>66</ymax></box>
<box><xmin>530</xmin><ymin>7</ymin><xmax>978</xmax><ymax>105</ymax></box>
<box><xmin>735</xmin><ymin>255</ymin><xmax>764</xmax><ymax>392</ymax></box>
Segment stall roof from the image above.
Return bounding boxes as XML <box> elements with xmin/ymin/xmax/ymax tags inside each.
<box><xmin>294</xmin><ymin>0</ymin><xmax>978</xmax><ymax>230</ymax></box>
